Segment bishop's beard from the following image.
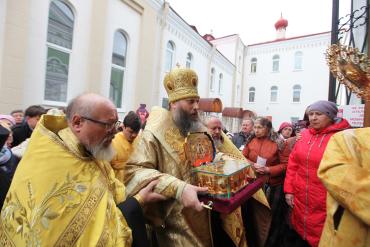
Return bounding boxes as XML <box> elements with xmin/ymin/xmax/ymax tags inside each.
<box><xmin>172</xmin><ymin>107</ymin><xmax>204</xmax><ymax>137</ymax></box>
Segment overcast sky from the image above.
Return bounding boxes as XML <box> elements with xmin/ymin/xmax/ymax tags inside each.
<box><xmin>168</xmin><ymin>0</ymin><xmax>351</xmax><ymax>45</ymax></box>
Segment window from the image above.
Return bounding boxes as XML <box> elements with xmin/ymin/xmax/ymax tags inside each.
<box><xmin>272</xmin><ymin>54</ymin><xmax>280</xmax><ymax>72</ymax></box>
<box><xmin>44</xmin><ymin>0</ymin><xmax>74</xmax><ymax>102</ymax></box>
<box><xmin>291</xmin><ymin>117</ymin><xmax>299</xmax><ymax>123</ymax></box>
<box><xmin>270</xmin><ymin>86</ymin><xmax>278</xmax><ymax>102</ymax></box>
<box><xmin>292</xmin><ymin>84</ymin><xmax>301</xmax><ymax>102</ymax></box>
<box><xmin>186</xmin><ymin>52</ymin><xmax>193</xmax><ymax>68</ymax></box>
<box><xmin>210</xmin><ymin>68</ymin><xmax>215</xmax><ymax>91</ymax></box>
<box><xmin>109</xmin><ymin>31</ymin><xmax>127</xmax><ymax>108</ymax></box>
<box><xmin>165</xmin><ymin>41</ymin><xmax>175</xmax><ymax>72</ymax></box>
<box><xmin>250</xmin><ymin>58</ymin><xmax>257</xmax><ymax>73</ymax></box>
<box><xmin>248</xmin><ymin>87</ymin><xmax>255</xmax><ymax>102</ymax></box>
<box><xmin>294</xmin><ymin>51</ymin><xmax>303</xmax><ymax>70</ymax></box>
<box><xmin>218</xmin><ymin>73</ymin><xmax>223</xmax><ymax>94</ymax></box>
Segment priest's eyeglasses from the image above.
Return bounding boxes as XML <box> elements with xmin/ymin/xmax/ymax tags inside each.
<box><xmin>81</xmin><ymin>116</ymin><xmax>121</xmax><ymax>131</ymax></box>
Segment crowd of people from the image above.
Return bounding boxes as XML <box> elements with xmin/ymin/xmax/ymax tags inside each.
<box><xmin>0</xmin><ymin>67</ymin><xmax>369</xmax><ymax>247</ymax></box>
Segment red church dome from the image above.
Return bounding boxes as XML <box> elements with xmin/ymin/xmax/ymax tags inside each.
<box><xmin>275</xmin><ymin>15</ymin><xmax>288</xmax><ymax>30</ymax></box>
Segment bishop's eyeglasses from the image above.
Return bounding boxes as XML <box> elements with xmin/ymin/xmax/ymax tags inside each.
<box><xmin>81</xmin><ymin>116</ymin><xmax>121</xmax><ymax>131</ymax></box>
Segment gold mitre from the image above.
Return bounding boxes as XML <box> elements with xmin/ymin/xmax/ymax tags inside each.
<box><xmin>163</xmin><ymin>67</ymin><xmax>199</xmax><ymax>103</ymax></box>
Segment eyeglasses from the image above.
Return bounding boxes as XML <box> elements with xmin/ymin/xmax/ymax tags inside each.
<box><xmin>81</xmin><ymin>116</ymin><xmax>121</xmax><ymax>131</ymax></box>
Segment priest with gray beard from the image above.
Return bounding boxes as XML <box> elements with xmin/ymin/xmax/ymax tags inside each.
<box><xmin>205</xmin><ymin>116</ymin><xmax>224</xmax><ymax>149</ymax></box>
<box><xmin>124</xmin><ymin>68</ymin><xmax>270</xmax><ymax>247</ymax></box>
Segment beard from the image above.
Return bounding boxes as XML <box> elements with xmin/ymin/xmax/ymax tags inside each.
<box><xmin>86</xmin><ymin>137</ymin><xmax>116</xmax><ymax>161</ymax></box>
<box><xmin>213</xmin><ymin>137</ymin><xmax>223</xmax><ymax>149</ymax></box>
<box><xmin>172</xmin><ymin>107</ymin><xmax>205</xmax><ymax>137</ymax></box>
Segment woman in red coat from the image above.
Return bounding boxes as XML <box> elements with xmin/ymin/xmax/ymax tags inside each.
<box><xmin>284</xmin><ymin>100</ymin><xmax>350</xmax><ymax>247</ymax></box>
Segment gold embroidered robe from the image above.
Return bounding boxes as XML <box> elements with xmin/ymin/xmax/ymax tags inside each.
<box><xmin>0</xmin><ymin>115</ymin><xmax>132</xmax><ymax>246</ymax></box>
<box><xmin>318</xmin><ymin>128</ymin><xmax>370</xmax><ymax>247</ymax></box>
<box><xmin>124</xmin><ymin>107</ymin><xmax>270</xmax><ymax>247</ymax></box>
<box><xmin>111</xmin><ymin>132</ymin><xmax>136</xmax><ymax>182</ymax></box>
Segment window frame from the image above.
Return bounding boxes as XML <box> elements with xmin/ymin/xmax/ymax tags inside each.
<box><xmin>270</xmin><ymin>85</ymin><xmax>278</xmax><ymax>102</ymax></box>
<box><xmin>109</xmin><ymin>30</ymin><xmax>128</xmax><ymax>109</ymax></box>
<box><xmin>165</xmin><ymin>41</ymin><xmax>175</xmax><ymax>72</ymax></box>
<box><xmin>43</xmin><ymin>0</ymin><xmax>75</xmax><ymax>105</ymax></box>
<box><xmin>294</xmin><ymin>51</ymin><xmax>303</xmax><ymax>70</ymax></box>
<box><xmin>218</xmin><ymin>73</ymin><xmax>223</xmax><ymax>94</ymax></box>
<box><xmin>250</xmin><ymin>57</ymin><xmax>257</xmax><ymax>73</ymax></box>
<box><xmin>210</xmin><ymin>67</ymin><xmax>215</xmax><ymax>92</ymax></box>
<box><xmin>292</xmin><ymin>84</ymin><xmax>302</xmax><ymax>103</ymax></box>
<box><xmin>272</xmin><ymin>54</ymin><xmax>280</xmax><ymax>72</ymax></box>
<box><xmin>186</xmin><ymin>52</ymin><xmax>193</xmax><ymax>68</ymax></box>
<box><xmin>248</xmin><ymin>87</ymin><xmax>256</xmax><ymax>103</ymax></box>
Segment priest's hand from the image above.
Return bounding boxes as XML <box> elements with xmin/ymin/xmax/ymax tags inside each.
<box><xmin>137</xmin><ymin>180</ymin><xmax>167</xmax><ymax>206</ymax></box>
<box><xmin>181</xmin><ymin>184</ymin><xmax>208</xmax><ymax>212</ymax></box>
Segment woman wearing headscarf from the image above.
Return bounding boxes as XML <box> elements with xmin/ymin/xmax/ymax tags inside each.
<box><xmin>242</xmin><ymin>117</ymin><xmax>287</xmax><ymax>246</ymax></box>
<box><xmin>278</xmin><ymin>122</ymin><xmax>293</xmax><ymax>140</ymax></box>
<box><xmin>284</xmin><ymin>100</ymin><xmax>351</xmax><ymax>247</ymax></box>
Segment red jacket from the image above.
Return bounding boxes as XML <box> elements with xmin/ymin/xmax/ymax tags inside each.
<box><xmin>242</xmin><ymin>137</ymin><xmax>286</xmax><ymax>186</ymax></box>
<box><xmin>284</xmin><ymin>119</ymin><xmax>350</xmax><ymax>247</ymax></box>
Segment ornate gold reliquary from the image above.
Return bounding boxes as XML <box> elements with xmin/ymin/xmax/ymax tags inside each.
<box><xmin>192</xmin><ymin>160</ymin><xmax>252</xmax><ymax>199</ymax></box>
<box><xmin>184</xmin><ymin>132</ymin><xmax>252</xmax><ymax>199</ymax></box>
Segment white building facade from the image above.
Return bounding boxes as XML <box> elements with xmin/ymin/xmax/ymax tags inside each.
<box><xmin>0</xmin><ymin>0</ymin><xmax>235</xmax><ymax>117</ymax></box>
<box><xmin>243</xmin><ymin>30</ymin><xmax>331</xmax><ymax>128</ymax></box>
<box><xmin>155</xmin><ymin>4</ymin><xmax>234</xmax><ymax>108</ymax></box>
<box><xmin>209</xmin><ymin>34</ymin><xmax>246</xmax><ymax>107</ymax></box>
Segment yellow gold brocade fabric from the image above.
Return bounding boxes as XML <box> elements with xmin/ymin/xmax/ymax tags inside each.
<box><xmin>0</xmin><ymin>115</ymin><xmax>132</xmax><ymax>246</ymax></box>
<box><xmin>318</xmin><ymin>128</ymin><xmax>370</xmax><ymax>247</ymax></box>
<box><xmin>124</xmin><ymin>107</ymin><xmax>267</xmax><ymax>247</ymax></box>
<box><xmin>213</xmin><ymin>132</ymin><xmax>270</xmax><ymax>247</ymax></box>
<box><xmin>111</xmin><ymin>132</ymin><xmax>136</xmax><ymax>182</ymax></box>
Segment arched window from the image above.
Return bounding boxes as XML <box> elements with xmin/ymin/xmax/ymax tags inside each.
<box><xmin>250</xmin><ymin>57</ymin><xmax>257</xmax><ymax>73</ymax></box>
<box><xmin>218</xmin><ymin>73</ymin><xmax>223</xmax><ymax>94</ymax></box>
<box><xmin>165</xmin><ymin>41</ymin><xmax>175</xmax><ymax>72</ymax></box>
<box><xmin>272</xmin><ymin>54</ymin><xmax>280</xmax><ymax>72</ymax></box>
<box><xmin>44</xmin><ymin>0</ymin><xmax>74</xmax><ymax>102</ymax></box>
<box><xmin>292</xmin><ymin>84</ymin><xmax>302</xmax><ymax>102</ymax></box>
<box><xmin>186</xmin><ymin>52</ymin><xmax>193</xmax><ymax>68</ymax></box>
<box><xmin>210</xmin><ymin>68</ymin><xmax>215</xmax><ymax>91</ymax></box>
<box><xmin>270</xmin><ymin>86</ymin><xmax>278</xmax><ymax>102</ymax></box>
<box><xmin>248</xmin><ymin>87</ymin><xmax>255</xmax><ymax>102</ymax></box>
<box><xmin>294</xmin><ymin>51</ymin><xmax>303</xmax><ymax>70</ymax></box>
<box><xmin>109</xmin><ymin>31</ymin><xmax>127</xmax><ymax>108</ymax></box>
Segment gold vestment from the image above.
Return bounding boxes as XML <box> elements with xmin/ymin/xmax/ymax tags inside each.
<box><xmin>124</xmin><ymin>107</ymin><xmax>270</xmax><ymax>247</ymax></box>
<box><xmin>0</xmin><ymin>115</ymin><xmax>132</xmax><ymax>246</ymax></box>
<box><xmin>111</xmin><ymin>132</ymin><xmax>136</xmax><ymax>182</ymax></box>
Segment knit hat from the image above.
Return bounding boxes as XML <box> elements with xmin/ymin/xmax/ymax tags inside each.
<box><xmin>278</xmin><ymin>122</ymin><xmax>292</xmax><ymax>133</ymax></box>
<box><xmin>0</xmin><ymin>115</ymin><xmax>16</xmax><ymax>126</ymax></box>
<box><xmin>0</xmin><ymin>124</ymin><xmax>10</xmax><ymax>149</ymax></box>
<box><xmin>307</xmin><ymin>100</ymin><xmax>338</xmax><ymax>120</ymax></box>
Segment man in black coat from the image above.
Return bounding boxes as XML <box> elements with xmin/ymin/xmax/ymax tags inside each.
<box><xmin>11</xmin><ymin>105</ymin><xmax>46</xmax><ymax>147</ymax></box>
<box><xmin>232</xmin><ymin>118</ymin><xmax>254</xmax><ymax>149</ymax></box>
